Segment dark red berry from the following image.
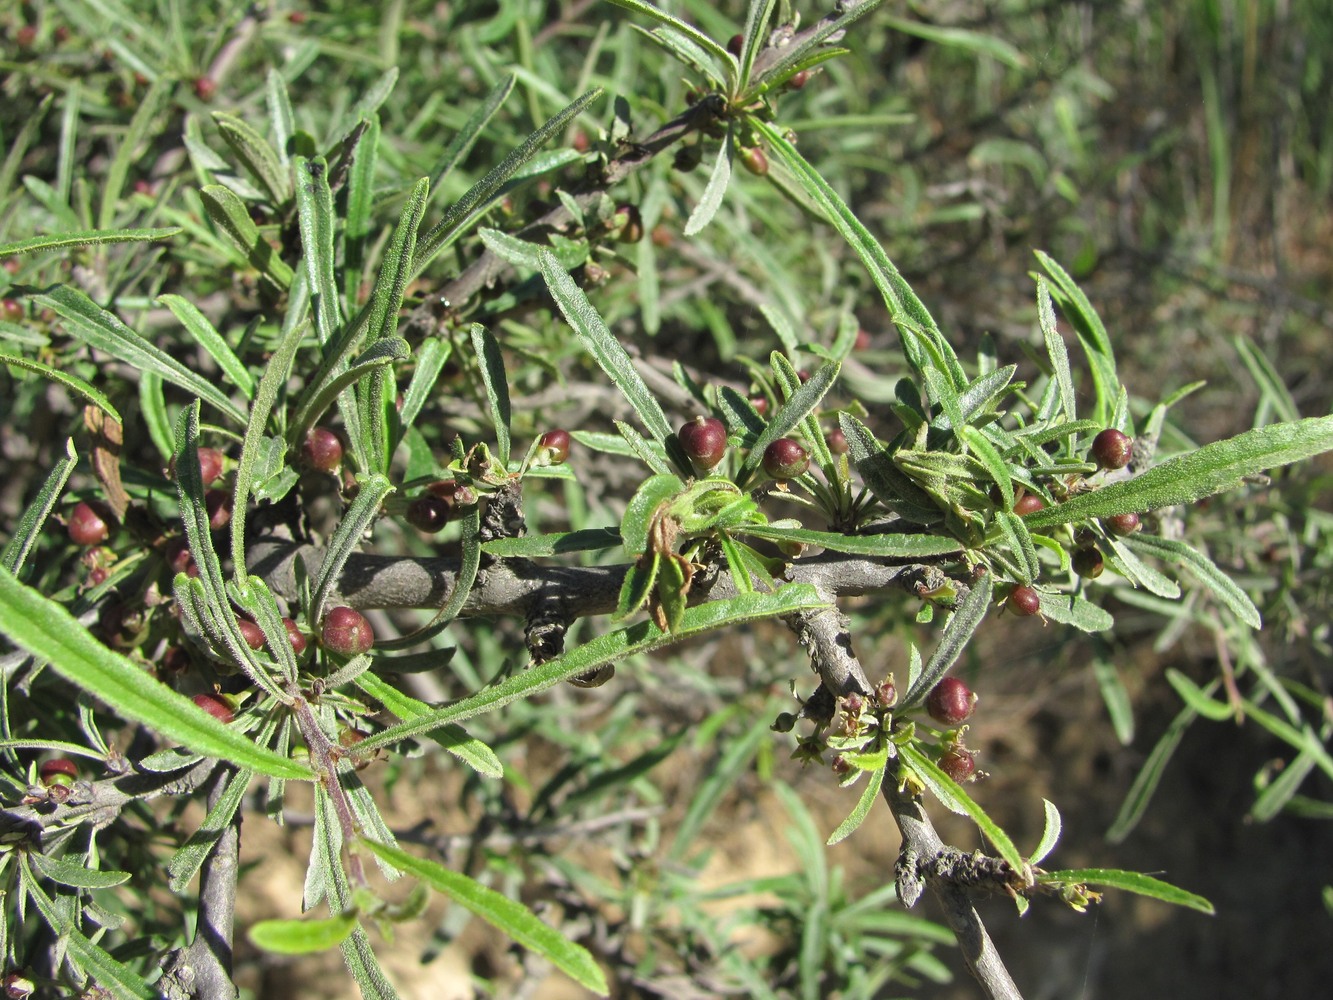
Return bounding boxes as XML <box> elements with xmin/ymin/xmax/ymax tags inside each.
<box><xmin>740</xmin><ymin>146</ymin><xmax>769</xmax><ymax>176</ymax></box>
<box><xmin>237</xmin><ymin>618</ymin><xmax>265</xmax><ymax>650</ymax></box>
<box><xmin>831</xmin><ymin>754</ymin><xmax>851</xmax><ymax>776</ymax></box>
<box><xmin>193</xmin><ymin>76</ymin><xmax>216</xmax><ymax>102</ymax></box>
<box><xmin>678</xmin><ymin>416</ymin><xmax>728</xmax><ymax>470</ymax></box>
<box><xmin>1</xmin><ymin>298</ymin><xmax>22</xmax><ymax>322</ymax></box>
<box><xmin>205</xmin><ymin>488</ymin><xmax>233</xmax><ymax>529</ymax></box>
<box><xmin>170</xmin><ymin>447</ymin><xmax>224</xmax><ymax>485</ymax></box>
<box><xmin>614</xmin><ymin>203</ymin><xmax>643</xmax><ymax>243</ymax></box>
<box><xmin>405</xmin><ymin>495</ymin><xmax>451</xmax><ymax>533</ymax></box>
<box><xmin>787</xmin><ymin>69</ymin><xmax>810</xmax><ymax>90</ymax></box>
<box><xmin>68</xmin><ymin>501</ymin><xmax>110</xmax><ymax>546</ymax></box>
<box><xmin>322</xmin><ymin>606</ymin><xmax>374</xmax><ymax>656</ymax></box>
<box><xmin>281</xmin><ymin>617</ymin><xmax>307</xmax><ymax>655</ymax></box>
<box><xmin>15</xmin><ymin>25</ymin><xmax>37</xmax><ymax>48</ymax></box>
<box><xmin>539</xmin><ymin>429</ymin><xmax>571</xmax><ymax>464</ymax></box>
<box><xmin>827</xmin><ymin>428</ymin><xmax>849</xmax><ymax>455</ymax></box>
<box><xmin>39</xmin><ymin>758</ymin><xmax>79</xmax><ymax>785</ymax></box>
<box><xmin>762</xmin><ymin>438</ymin><xmax>809</xmax><ymax>480</ymax></box>
<box><xmin>53</xmin><ymin>25</ymin><xmax>70</xmax><ymax>44</ymax></box>
<box><xmin>192</xmin><ymin>693</ymin><xmax>234</xmax><ymax>724</ymax></box>
<box><xmin>287</xmin><ymin>10</ymin><xmax>307</xmax><ymax>23</ymax></box>
<box><xmin>874</xmin><ymin>678</ymin><xmax>898</xmax><ymax>709</ymax></box>
<box><xmin>726</xmin><ymin>33</ymin><xmax>743</xmax><ymax>57</ymax></box>
<box><xmin>926</xmin><ymin>677</ymin><xmax>977</xmax><ymax>726</ymax></box>
<box><xmin>748</xmin><ymin>394</ymin><xmax>769</xmax><ymax>416</ymax></box>
<box><xmin>1072</xmin><ymin>547</ymin><xmax>1105</xmax><ymax>579</ymax></box>
<box><xmin>1105</xmin><ymin>512</ymin><xmax>1141</xmax><ymax>536</ymax></box>
<box><xmin>1090</xmin><ymin>428</ymin><xmax>1133</xmax><ymax>470</ymax></box>
<box><xmin>164</xmin><ymin>538</ymin><xmax>199</xmax><ymax>577</ymax></box>
<box><xmin>302</xmin><ymin>427</ymin><xmax>343</xmax><ymax>472</ymax></box>
<box><xmin>1013</xmin><ymin>493</ymin><xmax>1045</xmax><ymax>516</ymax></box>
<box><xmin>1007</xmin><ymin>585</ymin><xmax>1041</xmax><ymax>617</ymax></box>
<box><xmin>939</xmin><ymin>747</ymin><xmax>977</xmax><ymax>782</ymax></box>
<box><xmin>854</xmin><ymin>328</ymin><xmax>871</xmax><ymax>351</ymax></box>
<box><xmin>87</xmin><ymin>567</ymin><xmax>109</xmax><ymax>587</ymax></box>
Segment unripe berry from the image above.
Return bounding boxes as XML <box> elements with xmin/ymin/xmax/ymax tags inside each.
<box><xmin>926</xmin><ymin>677</ymin><xmax>976</xmax><ymax>726</ymax></box>
<box><xmin>740</xmin><ymin>146</ymin><xmax>769</xmax><ymax>176</ymax></box>
<box><xmin>405</xmin><ymin>495</ymin><xmax>451</xmax><ymax>533</ymax></box>
<box><xmin>1105</xmin><ymin>512</ymin><xmax>1141</xmax><ymax>536</ymax></box>
<box><xmin>68</xmin><ymin>501</ymin><xmax>110</xmax><ymax>546</ymax></box>
<box><xmin>39</xmin><ymin>758</ymin><xmax>79</xmax><ymax>787</ymax></box>
<box><xmin>939</xmin><ymin>747</ymin><xmax>977</xmax><ymax>782</ymax></box>
<box><xmin>192</xmin><ymin>693</ymin><xmax>234</xmax><ymax>724</ymax></box>
<box><xmin>762</xmin><ymin>437</ymin><xmax>809</xmax><ymax>480</ymax></box>
<box><xmin>677</xmin><ymin>416</ymin><xmax>728</xmax><ymax>470</ymax></box>
<box><xmin>282</xmin><ymin>617</ymin><xmax>307</xmax><ymax>655</ymax></box>
<box><xmin>539</xmin><ymin>429</ymin><xmax>571</xmax><ymax>464</ymax></box>
<box><xmin>1090</xmin><ymin>428</ymin><xmax>1133</xmax><ymax>470</ymax></box>
<box><xmin>237</xmin><ymin>618</ymin><xmax>265</xmax><ymax>650</ymax></box>
<box><xmin>302</xmin><ymin>427</ymin><xmax>343</xmax><ymax>472</ymax></box>
<box><xmin>1013</xmin><ymin>493</ymin><xmax>1045</xmax><ymax>516</ymax></box>
<box><xmin>1007</xmin><ymin>585</ymin><xmax>1041</xmax><ymax>617</ymax></box>
<box><xmin>1072</xmin><ymin>546</ymin><xmax>1105</xmax><ymax>579</ymax></box>
<box><xmin>322</xmin><ymin>606</ymin><xmax>374</xmax><ymax>656</ymax></box>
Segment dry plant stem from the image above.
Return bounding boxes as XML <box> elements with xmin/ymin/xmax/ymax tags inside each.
<box><xmin>883</xmin><ymin>774</ymin><xmax>1025</xmax><ymax>1000</ymax></box>
<box><xmin>161</xmin><ymin>763</ymin><xmax>242</xmax><ymax>1000</ymax></box>
<box><xmin>292</xmin><ymin>696</ymin><xmax>367</xmax><ymax>887</ymax></box>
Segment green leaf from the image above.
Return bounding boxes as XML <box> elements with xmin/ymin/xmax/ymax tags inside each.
<box><xmin>1024</xmin><ymin>416</ymin><xmax>1333</xmax><ymax>531</ymax></box>
<box><xmin>471</xmin><ymin>324</ymin><xmax>511</xmax><ymax>467</ymax></box>
<box><xmin>1093</xmin><ymin>657</ymin><xmax>1135</xmax><ymax>745</ymax></box>
<box><xmin>354</xmin><ymin>673</ymin><xmax>502</xmax><ymax>778</ymax></box>
<box><xmin>1030</xmin><ymin>799</ymin><xmax>1062</xmax><ymax>865</ymax></box>
<box><xmin>28</xmin><ymin>852</ymin><xmax>132</xmax><ymax>890</ymax></box>
<box><xmin>33</xmin><ymin>284</ymin><xmax>245</xmax><ymax>425</ymax></box>
<box><xmin>413</xmin><ymin>88</ymin><xmax>603</xmax><ymax>275</ymax></box>
<box><xmin>826</xmin><ymin>762</ymin><xmax>885</xmax><ymax>846</ymax></box>
<box><xmin>881</xmin><ymin>15</ymin><xmax>1026</xmax><ymax>69</ymax></box>
<box><xmin>168</xmin><ymin>768</ymin><xmax>254</xmax><ymax>892</ymax></box>
<box><xmin>295</xmin><ymin>156</ymin><xmax>342</xmax><ymax>345</ymax></box>
<box><xmin>601</xmin><ymin>0</ymin><xmax>736</xmax><ymax>89</ymax></box>
<box><xmin>212</xmin><ymin>111</ymin><xmax>291</xmax><ymax>204</ymax></box>
<box><xmin>1037</xmin><ymin>591</ymin><xmax>1114</xmax><ymax>632</ymax></box>
<box><xmin>1</xmin><ymin>351</ymin><xmax>121</xmax><ymax>421</ymax></box>
<box><xmin>621</xmin><ymin>474</ymin><xmax>683</xmax><ymax>555</ymax></box>
<box><xmin>1123</xmin><ymin>534</ymin><xmax>1261</xmax><ymax>628</ymax></box>
<box><xmin>1107</xmin><ymin>702</ymin><xmax>1196</xmax><ymax>843</ymax></box>
<box><xmin>0</xmin><ymin>227</ymin><xmax>181</xmax><ymax>256</ymax></box>
<box><xmin>0</xmin><ymin>567</ymin><xmax>311</xmax><ymax>780</ymax></box>
<box><xmin>741</xmin><ymin>0</ymin><xmax>886</xmax><ymax>100</ymax></box>
<box><xmin>353</xmin><ymin>586</ymin><xmax>828</xmax><ymax>754</ymax></box>
<box><xmin>684</xmin><ymin>129</ymin><xmax>733</xmax><ymax>237</ymax></box>
<box><xmin>249</xmin><ymin>912</ymin><xmax>359</xmax><ymax>954</ymax></box>
<box><xmin>897</xmin><ymin>743</ymin><xmax>1026</xmax><ymax>874</ymax></box>
<box><xmin>358</xmin><ymin>838</ymin><xmax>608</xmax><ymax>995</ymax></box>
<box><xmin>1039</xmin><ymin>868</ymin><xmax>1213</xmax><ymax>915</ymax></box>
<box><xmin>397</xmin><ymin>337</ymin><xmax>451</xmax><ymax>441</ymax></box>
<box><xmin>538</xmin><ymin>249</ymin><xmax>673</xmax><ymax>444</ymax></box>
<box><xmin>1036</xmin><ymin>279</ymin><xmax>1076</xmax><ymax>424</ymax></box>
<box><xmin>616</xmin><ymin>552</ymin><xmax>660</xmax><ymax>620</ymax></box>
<box><xmin>99</xmin><ymin>78</ymin><xmax>167</xmax><ymax>230</ymax></box>
<box><xmin>993</xmin><ymin>511</ymin><xmax>1040</xmax><ymax>584</ymax></box>
<box><xmin>737</xmin><ymin>0</ymin><xmax>778</xmax><ymax>93</ymax></box>
<box><xmin>430</xmin><ymin>74</ymin><xmax>515</xmax><ymax>192</ymax></box>
<box><xmin>838</xmin><ymin>414</ymin><xmax>943</xmax><ymax>524</ymax></box>
<box><xmin>1</xmin><ymin>438</ymin><xmax>76</xmax><ymax>575</ymax></box>
<box><xmin>266</xmin><ymin>68</ymin><xmax>295</xmax><ymax>169</ymax></box>
<box><xmin>308</xmin><ymin>474</ymin><xmax>394</xmax><ymax>628</ymax></box>
<box><xmin>960</xmin><ymin>426</ymin><xmax>1013</xmax><ymax>508</ymax></box>
<box><xmin>732</xmin><ymin>524</ymin><xmax>961</xmax><ymax>558</ymax></box>
<box><xmin>736</xmin><ymin>358</ymin><xmax>840</xmax><ymax>488</ymax></box>
<box><xmin>157</xmin><ymin>293</ymin><xmax>255</xmax><ymax>399</ymax></box>
<box><xmin>199</xmin><ymin>184</ymin><xmax>295</xmax><ymax>288</ymax></box>
<box><xmin>1164</xmin><ymin>669</ymin><xmax>1234</xmax><ymax>721</ymax></box>
<box><xmin>1032</xmin><ymin>252</ymin><xmax>1118</xmax><ymax>425</ymax></box>
<box><xmin>901</xmin><ymin>574</ymin><xmax>993</xmax><ymax>710</ymax></box>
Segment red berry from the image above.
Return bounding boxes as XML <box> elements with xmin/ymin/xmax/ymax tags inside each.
<box><xmin>787</xmin><ymin>69</ymin><xmax>810</xmax><ymax>90</ymax></box>
<box><xmin>539</xmin><ymin>429</ymin><xmax>571</xmax><ymax>464</ymax></box>
<box><xmin>874</xmin><ymin>678</ymin><xmax>898</xmax><ymax>709</ymax></box>
<box><xmin>39</xmin><ymin>758</ymin><xmax>79</xmax><ymax>785</ymax></box>
<box><xmin>405</xmin><ymin>495</ymin><xmax>451</xmax><ymax>533</ymax></box>
<box><xmin>237</xmin><ymin>618</ymin><xmax>265</xmax><ymax>650</ymax></box>
<box><xmin>170</xmin><ymin>447</ymin><xmax>224</xmax><ymax>485</ymax></box>
<box><xmin>926</xmin><ymin>677</ymin><xmax>977</xmax><ymax>726</ymax></box>
<box><xmin>740</xmin><ymin>146</ymin><xmax>769</xmax><ymax>176</ymax></box>
<box><xmin>321</xmin><ymin>606</ymin><xmax>374</xmax><ymax>656</ymax></box>
<box><xmin>193</xmin><ymin>76</ymin><xmax>216</xmax><ymax>102</ymax></box>
<box><xmin>164</xmin><ymin>537</ymin><xmax>198</xmax><ymax>577</ymax></box>
<box><xmin>678</xmin><ymin>416</ymin><xmax>728</xmax><ymax>470</ymax></box>
<box><xmin>854</xmin><ymin>328</ymin><xmax>871</xmax><ymax>351</ymax></box>
<box><xmin>1013</xmin><ymin>493</ymin><xmax>1045</xmax><ymax>516</ymax></box>
<box><xmin>205</xmin><ymin>488</ymin><xmax>233</xmax><ymax>529</ymax></box>
<box><xmin>282</xmin><ymin>618</ymin><xmax>307</xmax><ymax>655</ymax></box>
<box><xmin>68</xmin><ymin>501</ymin><xmax>110</xmax><ymax>546</ymax></box>
<box><xmin>939</xmin><ymin>747</ymin><xmax>977</xmax><ymax>782</ymax></box>
<box><xmin>762</xmin><ymin>438</ymin><xmax>809</xmax><ymax>480</ymax></box>
<box><xmin>1105</xmin><ymin>512</ymin><xmax>1141</xmax><ymax>536</ymax></box>
<box><xmin>192</xmin><ymin>693</ymin><xmax>234</xmax><ymax>724</ymax></box>
<box><xmin>827</xmin><ymin>428</ymin><xmax>849</xmax><ymax>455</ymax></box>
<box><xmin>748</xmin><ymin>394</ymin><xmax>769</xmax><ymax>416</ymax></box>
<box><xmin>53</xmin><ymin>25</ymin><xmax>70</xmax><ymax>44</ymax></box>
<box><xmin>302</xmin><ymin>427</ymin><xmax>343</xmax><ymax>472</ymax></box>
<box><xmin>1</xmin><ymin>298</ymin><xmax>22</xmax><ymax>322</ymax></box>
<box><xmin>15</xmin><ymin>25</ymin><xmax>37</xmax><ymax>48</ymax></box>
<box><xmin>726</xmin><ymin>32</ymin><xmax>743</xmax><ymax>56</ymax></box>
<box><xmin>1090</xmin><ymin>428</ymin><xmax>1133</xmax><ymax>470</ymax></box>
<box><xmin>287</xmin><ymin>11</ymin><xmax>307</xmax><ymax>23</ymax></box>
<box><xmin>1072</xmin><ymin>547</ymin><xmax>1105</xmax><ymax>579</ymax></box>
<box><xmin>831</xmin><ymin>754</ymin><xmax>851</xmax><ymax>776</ymax></box>
<box><xmin>1007</xmin><ymin>585</ymin><xmax>1041</xmax><ymax>617</ymax></box>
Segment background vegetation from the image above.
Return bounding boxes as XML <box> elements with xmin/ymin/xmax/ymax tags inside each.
<box><xmin>1</xmin><ymin>1</ymin><xmax>1330</xmax><ymax>998</ymax></box>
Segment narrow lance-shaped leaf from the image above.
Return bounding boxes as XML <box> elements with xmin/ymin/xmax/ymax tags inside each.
<box><xmin>295</xmin><ymin>156</ymin><xmax>341</xmax><ymax>345</ymax></box>
<box><xmin>249</xmin><ymin>912</ymin><xmax>359</xmax><ymax>955</ymax></box>
<box><xmin>0</xmin><ymin>227</ymin><xmax>181</xmax><ymax>256</ymax></box>
<box><xmin>1038</xmin><ymin>868</ymin><xmax>1213</xmax><ymax>915</ymax></box>
<box><xmin>309</xmin><ymin>474</ymin><xmax>394</xmax><ymax>628</ymax></box>
<box><xmin>157</xmin><ymin>293</ymin><xmax>255</xmax><ymax>399</ymax></box>
<box><xmin>0</xmin><ymin>566</ymin><xmax>311</xmax><ymax>780</ymax></box>
<box><xmin>0</xmin><ymin>353</ymin><xmax>120</xmax><ymax>423</ymax></box>
<box><xmin>1023</xmin><ymin>415</ymin><xmax>1333</xmax><ymax>530</ymax></box>
<box><xmin>471</xmin><ymin>324</ymin><xmax>511</xmax><ymax>467</ymax></box>
<box><xmin>1</xmin><ymin>437</ymin><xmax>76</xmax><ymax>575</ymax></box>
<box><xmin>901</xmin><ymin>574</ymin><xmax>993</xmax><ymax>710</ymax></box>
<box><xmin>683</xmin><ymin>128</ymin><xmax>733</xmax><ymax>236</ymax></box>
<box><xmin>198</xmin><ymin>184</ymin><xmax>295</xmax><ymax>288</ymax></box>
